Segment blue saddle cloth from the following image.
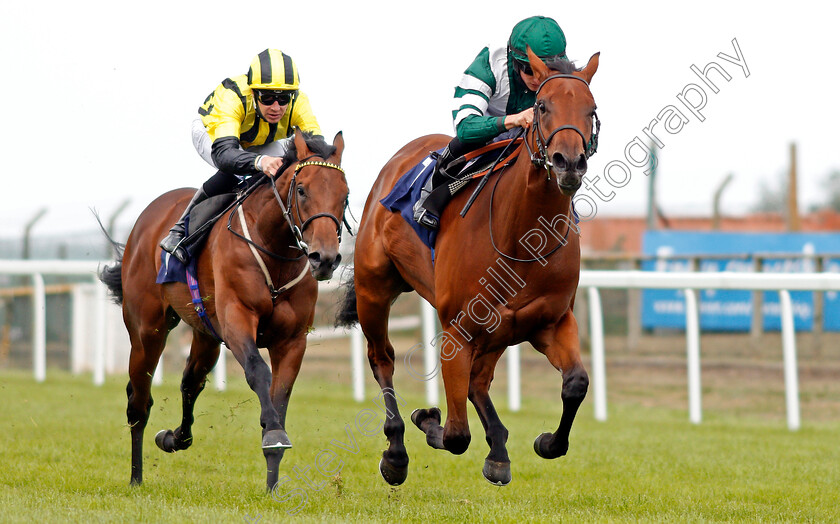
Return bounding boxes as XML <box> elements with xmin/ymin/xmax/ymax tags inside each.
<box><xmin>379</xmin><ymin>148</ymin><xmax>444</xmax><ymax>254</ymax></box>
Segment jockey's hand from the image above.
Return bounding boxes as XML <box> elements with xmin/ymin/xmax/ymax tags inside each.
<box><xmin>260</xmin><ymin>156</ymin><xmax>285</xmax><ymax>177</ymax></box>
<box><xmin>504</xmin><ymin>108</ymin><xmax>535</xmax><ymax>130</ymax></box>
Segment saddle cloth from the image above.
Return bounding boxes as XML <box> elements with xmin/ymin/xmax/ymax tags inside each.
<box><xmin>379</xmin><ymin>138</ymin><xmax>521</xmax><ymax>254</ymax></box>
<box><xmin>379</xmin><ymin>148</ymin><xmax>444</xmax><ymax>253</ymax></box>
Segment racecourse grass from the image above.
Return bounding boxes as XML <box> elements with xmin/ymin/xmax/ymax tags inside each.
<box><xmin>1</xmin><ymin>370</ymin><xmax>839</xmax><ymax>523</ymax></box>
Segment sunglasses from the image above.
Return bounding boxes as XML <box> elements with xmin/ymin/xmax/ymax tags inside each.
<box><xmin>514</xmin><ymin>59</ymin><xmax>534</xmax><ymax>77</ymax></box>
<box><xmin>255</xmin><ymin>90</ymin><xmax>295</xmax><ymax>106</ymax></box>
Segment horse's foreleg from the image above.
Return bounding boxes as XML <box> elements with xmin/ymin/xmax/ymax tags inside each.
<box><xmin>224</xmin><ymin>311</ymin><xmax>285</xmax><ymax>446</ymax></box>
<box><xmin>412</xmin><ymin>336</ymin><xmax>472</xmax><ymax>456</ymax></box>
<box><xmin>125</xmin><ymin>325</ymin><xmax>167</xmax><ymax>486</ymax></box>
<box><xmin>263</xmin><ymin>335</ymin><xmax>307</xmax><ymax>492</ymax></box>
<box><xmin>468</xmin><ymin>351</ymin><xmax>511</xmax><ymax>485</ymax></box>
<box><xmin>440</xmin><ymin>343</ymin><xmax>473</xmax><ymax>455</ymax></box>
<box><xmin>531</xmin><ymin>311</ymin><xmax>589</xmax><ymax>459</ymax></box>
<box><xmin>357</xmin><ymin>284</ymin><xmax>409</xmax><ymax>486</ymax></box>
<box><xmin>155</xmin><ymin>330</ymin><xmax>220</xmax><ymax>453</ymax></box>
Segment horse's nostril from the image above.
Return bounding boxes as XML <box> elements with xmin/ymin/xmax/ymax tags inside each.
<box><xmin>308</xmin><ymin>252</ymin><xmax>321</xmax><ymax>267</ymax></box>
<box><xmin>552</xmin><ymin>152</ymin><xmax>569</xmax><ymax>172</ymax></box>
<box><xmin>575</xmin><ymin>154</ymin><xmax>587</xmax><ymax>173</ymax></box>
<box><xmin>333</xmin><ymin>254</ymin><xmax>342</xmax><ymax>267</ymax></box>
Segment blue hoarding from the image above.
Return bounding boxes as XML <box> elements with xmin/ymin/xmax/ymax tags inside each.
<box><xmin>642</xmin><ymin>231</ymin><xmax>840</xmax><ymax>332</ymax></box>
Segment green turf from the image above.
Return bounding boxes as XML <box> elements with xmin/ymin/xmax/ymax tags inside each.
<box><xmin>1</xmin><ymin>370</ymin><xmax>838</xmax><ymax>523</ymax></box>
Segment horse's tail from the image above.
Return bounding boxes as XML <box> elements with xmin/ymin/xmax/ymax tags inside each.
<box><xmin>92</xmin><ymin>210</ymin><xmax>125</xmax><ymax>305</ymax></box>
<box><xmin>334</xmin><ymin>266</ymin><xmax>359</xmax><ymax>328</ymax></box>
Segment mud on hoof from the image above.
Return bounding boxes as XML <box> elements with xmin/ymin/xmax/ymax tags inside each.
<box><xmin>533</xmin><ymin>432</ymin><xmax>569</xmax><ymax>459</ymax></box>
<box><xmin>262</xmin><ymin>429</ymin><xmax>292</xmax><ymax>450</ymax></box>
<box><xmin>379</xmin><ymin>455</ymin><xmax>409</xmax><ymax>486</ymax></box>
<box><xmin>410</xmin><ymin>407</ymin><xmax>441</xmax><ymax>430</ymax></box>
<box><xmin>482</xmin><ymin>459</ymin><xmax>512</xmax><ymax>486</ymax></box>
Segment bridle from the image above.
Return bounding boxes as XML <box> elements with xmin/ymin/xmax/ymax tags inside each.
<box><xmin>489</xmin><ymin>73</ymin><xmax>597</xmax><ymax>263</ymax></box>
<box><xmin>227</xmin><ymin>155</ymin><xmax>350</xmax><ymax>262</ymax></box>
<box><xmin>525</xmin><ymin>74</ymin><xmax>600</xmax><ymax>173</ymax></box>
<box><xmin>269</xmin><ymin>156</ymin><xmax>351</xmax><ymax>255</ymax></box>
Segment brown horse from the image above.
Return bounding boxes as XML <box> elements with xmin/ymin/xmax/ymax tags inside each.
<box><xmin>99</xmin><ymin>130</ymin><xmax>349</xmax><ymax>490</ymax></box>
<box><xmin>336</xmin><ymin>49</ymin><xmax>599</xmax><ymax>485</ymax></box>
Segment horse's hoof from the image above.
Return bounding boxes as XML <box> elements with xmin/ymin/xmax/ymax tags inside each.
<box><xmin>155</xmin><ymin>429</ymin><xmax>177</xmax><ymax>453</ymax></box>
<box><xmin>379</xmin><ymin>457</ymin><xmax>408</xmax><ymax>486</ymax></box>
<box><xmin>482</xmin><ymin>459</ymin><xmax>512</xmax><ymax>486</ymax></box>
<box><xmin>533</xmin><ymin>432</ymin><xmax>568</xmax><ymax>459</ymax></box>
<box><xmin>262</xmin><ymin>429</ymin><xmax>292</xmax><ymax>450</ymax></box>
<box><xmin>410</xmin><ymin>407</ymin><xmax>441</xmax><ymax>429</ymax></box>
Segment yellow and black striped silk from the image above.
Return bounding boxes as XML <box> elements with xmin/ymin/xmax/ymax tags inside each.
<box><xmin>198</xmin><ymin>74</ymin><xmax>320</xmax><ymax>148</ymax></box>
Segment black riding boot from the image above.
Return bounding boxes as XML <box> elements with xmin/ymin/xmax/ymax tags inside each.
<box><xmin>159</xmin><ymin>187</ymin><xmax>209</xmax><ymax>264</ymax></box>
<box><xmin>413</xmin><ymin>146</ymin><xmax>464</xmax><ymax>230</ymax></box>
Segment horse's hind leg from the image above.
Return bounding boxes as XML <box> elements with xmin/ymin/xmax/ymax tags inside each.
<box><xmin>155</xmin><ymin>329</ymin><xmax>220</xmax><ymax>453</ymax></box>
<box><xmin>356</xmin><ymin>268</ymin><xmax>410</xmax><ymax>486</ymax></box>
<box><xmin>467</xmin><ymin>351</ymin><xmax>511</xmax><ymax>486</ymax></box>
<box><xmin>125</xmin><ymin>309</ymin><xmax>175</xmax><ymax>485</ymax></box>
<box><xmin>531</xmin><ymin>310</ymin><xmax>589</xmax><ymax>459</ymax></box>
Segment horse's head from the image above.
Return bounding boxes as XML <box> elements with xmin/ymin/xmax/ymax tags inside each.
<box><xmin>283</xmin><ymin>130</ymin><xmax>349</xmax><ymax>281</ymax></box>
<box><xmin>527</xmin><ymin>47</ymin><xmax>600</xmax><ymax>196</ymax></box>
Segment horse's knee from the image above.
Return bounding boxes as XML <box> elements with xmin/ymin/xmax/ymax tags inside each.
<box><xmin>562</xmin><ymin>369</ymin><xmax>589</xmax><ymax>402</ymax></box>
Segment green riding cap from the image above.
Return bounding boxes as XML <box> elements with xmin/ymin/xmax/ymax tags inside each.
<box><xmin>508</xmin><ymin>15</ymin><xmax>567</xmax><ymax>62</ymax></box>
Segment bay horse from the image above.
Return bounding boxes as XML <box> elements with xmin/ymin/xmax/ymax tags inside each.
<box><xmin>336</xmin><ymin>48</ymin><xmax>599</xmax><ymax>486</ymax></box>
<box><xmin>99</xmin><ymin>130</ymin><xmax>349</xmax><ymax>490</ymax></box>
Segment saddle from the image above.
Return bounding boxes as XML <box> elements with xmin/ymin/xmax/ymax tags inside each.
<box><xmin>157</xmin><ymin>178</ymin><xmax>264</xmax><ymax>285</ymax></box>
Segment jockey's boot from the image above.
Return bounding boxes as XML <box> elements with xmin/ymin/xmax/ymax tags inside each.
<box><xmin>159</xmin><ymin>187</ymin><xmax>209</xmax><ymax>264</ymax></box>
<box><xmin>413</xmin><ymin>146</ymin><xmax>464</xmax><ymax>231</ymax></box>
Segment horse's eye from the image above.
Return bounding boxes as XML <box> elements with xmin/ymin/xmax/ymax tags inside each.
<box><xmin>537</xmin><ymin>101</ymin><xmax>546</xmax><ymax>112</ymax></box>
<box><xmin>297</xmin><ymin>186</ymin><xmax>306</xmax><ymax>197</ymax></box>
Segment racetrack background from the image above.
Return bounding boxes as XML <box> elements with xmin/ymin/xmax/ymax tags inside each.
<box><xmin>2</xmin><ymin>326</ymin><xmax>839</xmax><ymax>522</ymax></box>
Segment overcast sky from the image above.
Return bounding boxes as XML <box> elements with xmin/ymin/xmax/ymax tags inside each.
<box><xmin>1</xmin><ymin>1</ymin><xmax>837</xmax><ymax>239</ymax></box>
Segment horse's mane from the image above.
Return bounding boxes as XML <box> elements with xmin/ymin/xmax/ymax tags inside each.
<box><xmin>282</xmin><ymin>132</ymin><xmax>337</xmax><ymax>164</ymax></box>
<box><xmin>544</xmin><ymin>57</ymin><xmax>580</xmax><ymax>75</ymax></box>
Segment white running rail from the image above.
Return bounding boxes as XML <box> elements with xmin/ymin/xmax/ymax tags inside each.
<box><xmin>3</xmin><ymin>261</ymin><xmax>839</xmax><ymax>430</ymax></box>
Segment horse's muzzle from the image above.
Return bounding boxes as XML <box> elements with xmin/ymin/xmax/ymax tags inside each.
<box><xmin>308</xmin><ymin>251</ymin><xmax>342</xmax><ymax>281</ymax></box>
<box><xmin>552</xmin><ymin>152</ymin><xmax>587</xmax><ymax>195</ymax></box>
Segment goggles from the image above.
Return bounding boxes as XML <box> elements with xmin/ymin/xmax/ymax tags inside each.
<box><xmin>255</xmin><ymin>90</ymin><xmax>296</xmax><ymax>106</ymax></box>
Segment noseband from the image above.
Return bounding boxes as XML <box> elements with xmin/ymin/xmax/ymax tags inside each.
<box><xmin>526</xmin><ymin>74</ymin><xmax>600</xmax><ymax>171</ymax></box>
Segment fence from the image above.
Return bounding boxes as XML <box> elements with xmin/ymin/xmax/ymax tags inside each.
<box><xmin>3</xmin><ymin>259</ymin><xmax>840</xmax><ymax>431</ymax></box>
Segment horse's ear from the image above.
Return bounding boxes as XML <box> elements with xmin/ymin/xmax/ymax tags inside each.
<box><xmin>525</xmin><ymin>46</ymin><xmax>551</xmax><ymax>82</ymax></box>
<box><xmin>293</xmin><ymin>127</ymin><xmax>311</xmax><ymax>159</ymax></box>
<box><xmin>577</xmin><ymin>52</ymin><xmax>600</xmax><ymax>84</ymax></box>
<box><xmin>332</xmin><ymin>131</ymin><xmax>345</xmax><ymax>161</ymax></box>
